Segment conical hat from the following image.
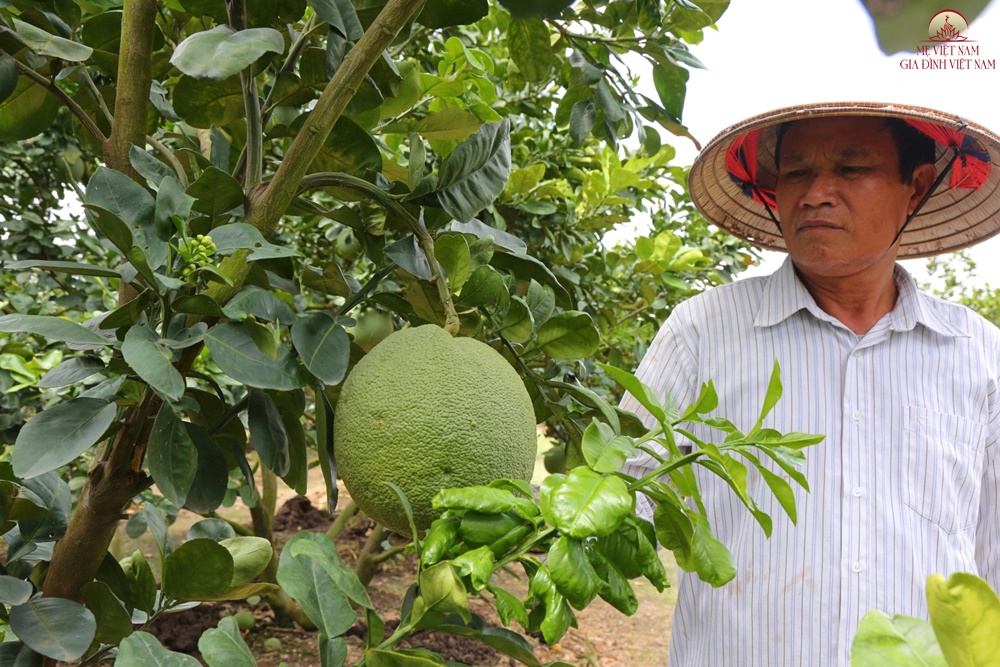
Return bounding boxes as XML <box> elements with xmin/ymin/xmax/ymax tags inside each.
<box><xmin>688</xmin><ymin>101</ymin><xmax>1000</xmax><ymax>258</ymax></box>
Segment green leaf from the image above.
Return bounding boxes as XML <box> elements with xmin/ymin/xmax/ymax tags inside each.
<box><xmin>219</xmin><ymin>536</ymin><xmax>273</xmax><ymax>589</ymax></box>
<box><xmin>926</xmin><ymin>572</ymin><xmax>1000</xmax><ymax>666</ymax></box>
<box><xmin>188</xmin><ymin>519</ymin><xmax>236</xmax><ymax>543</ymax></box>
<box><xmin>204</xmin><ymin>322</ymin><xmax>304</xmax><ymax>390</ymax></box>
<box><xmin>290</xmin><ymin>312</ymin><xmax>350</xmax><ymax>385</ymax></box>
<box><xmin>598</xmin><ymin>362</ymin><xmax>671</xmax><ymax>423</ymax></box>
<box><xmin>434</xmin><ymin>233</ymin><xmax>471</xmax><ymax>291</ymax></box>
<box><xmin>173</xmin><ymin>75</ymin><xmax>244</xmax><ymax>129</ymax></box>
<box><xmin>581</xmin><ymin>420</ymin><xmax>636</xmax><ymax>473</ymax></box>
<box><xmin>306</xmin><ymin>115</ymin><xmax>383</xmax><ymax>177</ymax></box>
<box><xmin>449</xmin><ymin>218</ymin><xmax>527</xmax><ymax>254</ymax></box>
<box><xmin>499</xmin><ymin>295</ymin><xmax>533</xmax><ymax>343</ymax></box>
<box><xmin>184</xmin><ymin>423</ymin><xmax>229</xmax><ymax>513</ymax></box>
<box><xmin>436</xmin><ymin>621</ymin><xmax>542</xmax><ymax>666</ymax></box>
<box><xmin>489</xmin><ymin>585</ymin><xmax>529</xmax><ymax>629</ymax></box>
<box><xmin>569</xmin><ymin>99</ymin><xmax>596</xmax><ymax>145</ymax></box>
<box><xmin>0</xmin><ymin>54</ymin><xmax>17</xmax><ymax>104</ymax></box>
<box><xmin>198</xmin><ymin>616</ymin><xmax>256</xmax><ymax>667</ymax></box>
<box><xmin>223</xmin><ymin>286</ymin><xmax>295</xmax><ymax>325</ymax></box>
<box><xmin>0</xmin><ymin>313</ymin><xmax>113</xmax><ymax>347</ymax></box>
<box><xmin>651</xmin><ymin>60</ymin><xmax>689</xmax><ymax>122</ymax></box>
<box><xmin>416</xmin><ymin>562</ymin><xmax>471</xmax><ymax>623</ymax></box>
<box><xmin>122</xmin><ymin>325</ymin><xmax>185</xmax><ymax>402</ymax></box>
<box><xmin>385</xmin><ymin>235</ymin><xmax>432</xmax><ymax>280</ymax></box>
<box><xmin>174</xmin><ymin>294</ymin><xmax>227</xmax><ymax>318</ymax></box>
<box><xmin>418</xmin><ymin>0</ymin><xmax>488</xmax><ymax>28</ymax></box>
<box><xmin>5</xmin><ymin>259</ymin><xmax>122</xmax><ymax>278</ymax></box>
<box><xmin>585</xmin><ymin>547</ymin><xmax>638</xmax><ymax>615</ymax></box>
<box><xmin>0</xmin><ymin>74</ymin><xmax>60</xmax><ymax>142</ymax></box>
<box><xmin>116</xmin><ymin>631</ymin><xmax>202</xmax><ymax>666</ymax></box>
<box><xmin>161</xmin><ymin>539</ymin><xmax>235</xmax><ymax>601</ymax></box>
<box><xmin>410</xmin><ymin>108</ymin><xmax>483</xmax><ymax>141</ymax></box>
<box><xmin>751</xmin><ymin>360</ymin><xmax>782</xmax><ymax>432</ymax></box>
<box><xmin>539</xmin><ymin>468</ymin><xmax>632</xmax><ymax>538</ymax></box>
<box><xmin>248</xmin><ymin>389</ymin><xmax>290</xmax><ymax>476</ymax></box>
<box><xmin>285</xmin><ymin>533</ymin><xmax>373</xmax><ymax>609</ymax></box>
<box><xmin>507</xmin><ymin>18</ymin><xmax>552</xmax><ymax>83</ymax></box>
<box><xmin>307</xmin><ymin>0</ymin><xmax>364</xmax><ymax>38</ymax></box>
<box><xmin>9</xmin><ymin>597</ymin><xmax>96</xmax><ymax>662</ymax></box>
<box><xmin>455</xmin><ymin>264</ymin><xmax>505</xmax><ymax>308</ymax></box>
<box><xmin>432</xmin><ymin>486</ymin><xmax>516</xmax><ymax>513</ymax></box>
<box><xmin>535</xmin><ymin>311</ymin><xmax>599</xmax><ymax>359</ymax></box>
<box><xmin>146</xmin><ymin>404</ymin><xmax>198</xmax><ymax>507</ymax></box>
<box><xmin>36</xmin><ymin>355</ymin><xmax>105</xmax><ymax>388</ymax></box>
<box><xmin>851</xmin><ymin>610</ymin><xmax>945</xmax><ymax>666</ymax></box>
<box><xmin>13</xmin><ymin>18</ymin><xmax>93</xmax><ymax>61</ymax></box>
<box><xmin>171</xmin><ymin>25</ymin><xmax>284</xmax><ymax>80</ymax></box>
<box><xmin>0</xmin><ymin>575</ymin><xmax>33</xmax><ymax>605</ymax></box>
<box><xmin>690</xmin><ymin>514</ymin><xmax>736</xmax><ymax>587</ymax></box>
<box><xmin>653</xmin><ymin>499</ymin><xmax>694</xmax><ymax>570</ymax></box>
<box><xmin>302</xmin><ymin>261</ymin><xmax>361</xmax><ymax>297</ymax></box>
<box><xmin>132</xmin><ymin>146</ymin><xmax>177</xmax><ymax>187</ymax></box>
<box><xmin>547</xmin><ymin>536</ymin><xmax>603</xmax><ymax>609</ymax></box>
<box><xmin>276</xmin><ymin>532</ymin><xmax>359</xmax><ymax>637</ymax></box>
<box><xmin>186</xmin><ymin>166</ymin><xmax>245</xmax><ymax>217</ymax></box>
<box><xmin>436</xmin><ymin>119</ymin><xmax>511</xmax><ymax>223</ymax></box>
<box><xmin>121</xmin><ymin>550</ymin><xmax>156</xmax><ymax>615</ymax></box>
<box><xmin>594</xmin><ymin>516</ymin><xmax>668</xmax><ymax>590</ymax></box>
<box><xmin>491</xmin><ymin>251</ymin><xmax>571</xmax><ymax>308</ymax></box>
<box><xmin>81</xmin><ymin>581</ymin><xmax>133</xmax><ymax>645</ymax></box>
<box><xmin>209</xmin><ymin>223</ymin><xmax>298</xmax><ymax>261</ymax></box>
<box><xmin>86</xmin><ymin>167</ymin><xmax>163</xmax><ymax>269</ymax></box>
<box><xmin>13</xmin><ymin>398</ymin><xmax>117</xmax><ymax>478</ymax></box>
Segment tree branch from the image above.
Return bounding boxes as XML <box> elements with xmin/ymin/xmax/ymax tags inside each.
<box><xmin>203</xmin><ymin>0</ymin><xmax>427</xmax><ymax>307</ymax></box>
<box><xmin>106</xmin><ymin>0</ymin><xmax>157</xmax><ymax>178</ymax></box>
<box><xmin>12</xmin><ymin>60</ymin><xmax>107</xmax><ymax>145</ymax></box>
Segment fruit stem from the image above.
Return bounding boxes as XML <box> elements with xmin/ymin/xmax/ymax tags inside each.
<box><xmin>412</xmin><ymin>228</ymin><xmax>461</xmax><ymax>336</ymax></box>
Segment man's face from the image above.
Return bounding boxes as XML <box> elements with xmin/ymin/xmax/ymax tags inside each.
<box><xmin>775</xmin><ymin>116</ymin><xmax>934</xmax><ymax>279</ymax></box>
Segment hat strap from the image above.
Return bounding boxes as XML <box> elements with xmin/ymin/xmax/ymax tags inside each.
<box><xmin>890</xmin><ymin>148</ymin><xmax>962</xmax><ymax>248</ymax></box>
<box><xmin>754</xmin><ymin>185</ymin><xmax>784</xmax><ymax>235</ymax></box>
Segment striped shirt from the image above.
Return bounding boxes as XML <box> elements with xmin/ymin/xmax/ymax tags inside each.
<box><xmin>620</xmin><ymin>256</ymin><xmax>1000</xmax><ymax>666</ymax></box>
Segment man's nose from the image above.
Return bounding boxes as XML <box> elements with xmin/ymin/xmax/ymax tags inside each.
<box><xmin>800</xmin><ymin>172</ymin><xmax>838</xmax><ymax>207</ymax></box>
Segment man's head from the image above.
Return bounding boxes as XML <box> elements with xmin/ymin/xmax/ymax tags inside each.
<box><xmin>773</xmin><ymin>116</ymin><xmax>937</xmax><ymax>280</ymax></box>
<box><xmin>687</xmin><ymin>102</ymin><xmax>1000</xmax><ymax>259</ymax></box>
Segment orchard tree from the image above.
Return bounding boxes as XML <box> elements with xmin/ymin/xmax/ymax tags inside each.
<box><xmin>0</xmin><ymin>0</ymin><xmax>820</xmax><ymax>664</ymax></box>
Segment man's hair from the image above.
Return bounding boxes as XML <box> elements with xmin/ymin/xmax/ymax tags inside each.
<box><xmin>774</xmin><ymin>117</ymin><xmax>937</xmax><ymax>183</ymax></box>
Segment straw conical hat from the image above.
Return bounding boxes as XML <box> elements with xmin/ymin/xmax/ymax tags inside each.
<box><xmin>689</xmin><ymin>101</ymin><xmax>1000</xmax><ymax>258</ymax></box>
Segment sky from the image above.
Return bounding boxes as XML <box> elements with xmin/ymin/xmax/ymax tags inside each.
<box><xmin>615</xmin><ymin>0</ymin><xmax>1000</xmax><ymax>288</ymax></box>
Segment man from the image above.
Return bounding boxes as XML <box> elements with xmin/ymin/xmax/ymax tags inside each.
<box><xmin>619</xmin><ymin>102</ymin><xmax>1000</xmax><ymax>665</ymax></box>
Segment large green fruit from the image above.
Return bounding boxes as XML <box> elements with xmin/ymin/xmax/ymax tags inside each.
<box><xmin>334</xmin><ymin>325</ymin><xmax>537</xmax><ymax>536</ymax></box>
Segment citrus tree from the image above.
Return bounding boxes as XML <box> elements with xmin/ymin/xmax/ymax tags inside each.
<box><xmin>0</xmin><ymin>0</ymin><xmax>816</xmax><ymax>663</ymax></box>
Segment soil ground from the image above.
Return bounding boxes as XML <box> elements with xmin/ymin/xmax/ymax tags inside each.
<box><xmin>108</xmin><ymin>439</ymin><xmax>679</xmax><ymax>666</ymax></box>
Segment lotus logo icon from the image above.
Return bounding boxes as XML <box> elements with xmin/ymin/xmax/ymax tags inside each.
<box><xmin>928</xmin><ymin>9</ymin><xmax>970</xmax><ymax>41</ymax></box>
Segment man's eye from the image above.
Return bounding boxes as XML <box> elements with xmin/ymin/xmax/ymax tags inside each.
<box><xmin>840</xmin><ymin>165</ymin><xmax>868</xmax><ymax>174</ymax></box>
<box><xmin>780</xmin><ymin>169</ymin><xmax>807</xmax><ymax>178</ymax></box>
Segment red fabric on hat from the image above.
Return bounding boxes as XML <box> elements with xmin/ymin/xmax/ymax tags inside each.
<box><xmin>904</xmin><ymin>119</ymin><xmax>990</xmax><ymax>191</ymax></box>
<box><xmin>726</xmin><ymin>129</ymin><xmax>777</xmax><ymax>209</ymax></box>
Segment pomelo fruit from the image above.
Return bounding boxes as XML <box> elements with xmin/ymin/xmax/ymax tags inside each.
<box><xmin>334</xmin><ymin>325</ymin><xmax>537</xmax><ymax>536</ymax></box>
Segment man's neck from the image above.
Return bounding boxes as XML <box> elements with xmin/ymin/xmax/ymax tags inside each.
<box><xmin>792</xmin><ymin>262</ymin><xmax>900</xmax><ymax>335</ymax></box>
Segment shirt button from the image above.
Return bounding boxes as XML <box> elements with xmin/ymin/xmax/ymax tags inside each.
<box><xmin>852</xmin><ymin>487</ymin><xmax>863</xmax><ymax>497</ymax></box>
<box><xmin>851</xmin><ymin>410</ymin><xmax>861</xmax><ymax>421</ymax></box>
<box><xmin>853</xmin><ymin>349</ymin><xmax>862</xmax><ymax>358</ymax></box>
<box><xmin>852</xmin><ymin>562</ymin><xmax>863</xmax><ymax>573</ymax></box>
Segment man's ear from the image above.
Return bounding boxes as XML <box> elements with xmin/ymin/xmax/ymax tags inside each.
<box><xmin>908</xmin><ymin>163</ymin><xmax>937</xmax><ymax>215</ymax></box>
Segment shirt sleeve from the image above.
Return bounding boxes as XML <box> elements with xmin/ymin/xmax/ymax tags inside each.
<box><xmin>618</xmin><ymin>305</ymin><xmax>701</xmax><ymax>521</ymax></box>
<box><xmin>975</xmin><ymin>348</ymin><xmax>1000</xmax><ymax>592</ymax></box>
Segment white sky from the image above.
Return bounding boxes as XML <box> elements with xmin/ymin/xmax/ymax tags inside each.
<box><xmin>616</xmin><ymin>0</ymin><xmax>1000</xmax><ymax>289</ymax></box>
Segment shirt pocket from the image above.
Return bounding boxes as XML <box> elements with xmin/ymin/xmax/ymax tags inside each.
<box><xmin>902</xmin><ymin>406</ymin><xmax>987</xmax><ymax>534</ymax></box>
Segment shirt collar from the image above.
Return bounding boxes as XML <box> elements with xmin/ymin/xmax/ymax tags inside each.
<box><xmin>753</xmin><ymin>256</ymin><xmax>968</xmax><ymax>338</ymax></box>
